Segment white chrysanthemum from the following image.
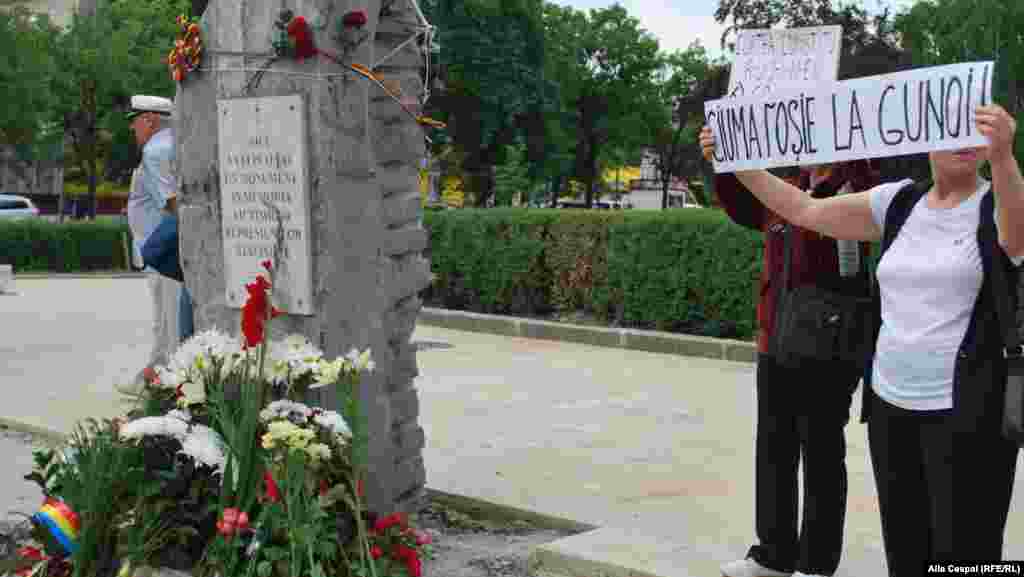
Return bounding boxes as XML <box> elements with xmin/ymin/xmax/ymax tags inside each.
<box><xmin>166</xmin><ymin>330</ymin><xmax>244</xmax><ymax>381</ymax></box>
<box><xmin>119</xmin><ymin>416</ymin><xmax>190</xmax><ymax>441</ymax></box>
<box><xmin>313</xmin><ymin>411</ymin><xmax>352</xmax><ymax>438</ymax></box>
<box><xmin>179</xmin><ymin>425</ymin><xmax>226</xmax><ymax>473</ymax></box>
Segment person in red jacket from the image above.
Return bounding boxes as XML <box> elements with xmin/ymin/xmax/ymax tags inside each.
<box><xmin>717</xmin><ymin>161</ymin><xmax>879</xmax><ymax>577</ymax></box>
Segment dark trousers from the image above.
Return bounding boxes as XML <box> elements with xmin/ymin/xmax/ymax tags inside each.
<box><xmin>748</xmin><ymin>354</ymin><xmax>858</xmax><ymax>575</ymax></box>
<box><xmin>867</xmin><ymin>390</ymin><xmax>1018</xmax><ymax>577</ymax></box>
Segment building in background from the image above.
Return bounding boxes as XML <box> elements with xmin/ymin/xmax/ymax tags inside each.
<box><xmin>626</xmin><ymin>149</ymin><xmax>697</xmax><ymax>210</ymax></box>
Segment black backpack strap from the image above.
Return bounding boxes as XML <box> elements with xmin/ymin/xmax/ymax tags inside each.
<box><xmin>859</xmin><ymin>179</ymin><xmax>930</xmax><ymax>423</ymax></box>
<box><xmin>981</xmin><ymin>191</ymin><xmax>1022</xmax><ymax>357</ymax></box>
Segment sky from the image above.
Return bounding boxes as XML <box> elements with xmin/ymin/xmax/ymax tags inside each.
<box><xmin>549</xmin><ymin>0</ymin><xmax>918</xmax><ymax>60</ymax></box>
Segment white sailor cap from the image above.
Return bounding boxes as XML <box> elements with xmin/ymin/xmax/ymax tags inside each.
<box><xmin>126</xmin><ymin>95</ymin><xmax>174</xmax><ymax>119</ymax></box>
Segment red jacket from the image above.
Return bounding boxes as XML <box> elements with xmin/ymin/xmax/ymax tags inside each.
<box><xmin>716</xmin><ymin>165</ymin><xmax>876</xmax><ymax>353</ymax></box>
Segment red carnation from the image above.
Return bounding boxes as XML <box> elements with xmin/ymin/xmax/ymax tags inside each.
<box><xmin>142</xmin><ymin>366</ymin><xmax>159</xmax><ymax>384</ymax></box>
<box><xmin>216</xmin><ymin>507</ymin><xmax>250</xmax><ymax>539</ymax></box>
<box><xmin>406</xmin><ymin>555</ymin><xmax>423</xmax><ymax>577</ymax></box>
<box><xmin>261</xmin><ymin>259</ymin><xmax>273</xmax><ymax>272</ymax></box>
<box><xmin>373</xmin><ymin>512</ymin><xmax>406</xmax><ymax>533</ymax></box>
<box><xmin>370</xmin><ymin>545</ymin><xmax>383</xmax><ymax>559</ymax></box>
<box><xmin>342</xmin><ymin>9</ymin><xmax>368</xmax><ymax>28</ymax></box>
<box><xmin>286</xmin><ymin>16</ymin><xmax>317</xmax><ymax>61</ymax></box>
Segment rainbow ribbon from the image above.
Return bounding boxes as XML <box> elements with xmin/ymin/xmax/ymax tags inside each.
<box><xmin>33</xmin><ymin>498</ymin><xmax>80</xmax><ymax>555</ymax></box>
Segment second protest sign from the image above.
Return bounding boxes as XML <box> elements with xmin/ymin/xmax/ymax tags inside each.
<box><xmin>705</xmin><ymin>61</ymin><xmax>994</xmax><ymax>173</ymax></box>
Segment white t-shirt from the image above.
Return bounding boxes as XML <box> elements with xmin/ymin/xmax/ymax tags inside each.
<box><xmin>869</xmin><ymin>178</ymin><xmax>1024</xmax><ymax>411</ymax></box>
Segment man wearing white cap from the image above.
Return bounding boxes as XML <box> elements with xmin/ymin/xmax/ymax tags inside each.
<box><xmin>124</xmin><ymin>94</ymin><xmax>180</xmax><ymax>390</ymax></box>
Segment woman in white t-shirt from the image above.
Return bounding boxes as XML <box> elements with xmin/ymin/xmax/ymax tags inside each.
<box><xmin>700</xmin><ymin>103</ymin><xmax>1024</xmax><ymax>576</ymax></box>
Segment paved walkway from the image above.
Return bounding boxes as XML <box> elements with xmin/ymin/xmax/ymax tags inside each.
<box><xmin>3</xmin><ymin>277</ymin><xmax>1024</xmax><ymax>576</ymax></box>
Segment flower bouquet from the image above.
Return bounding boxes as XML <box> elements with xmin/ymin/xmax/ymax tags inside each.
<box><xmin>13</xmin><ymin>262</ymin><xmax>433</xmax><ymax>577</ymax></box>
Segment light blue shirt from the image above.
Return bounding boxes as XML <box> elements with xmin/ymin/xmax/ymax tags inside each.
<box><xmin>128</xmin><ymin>127</ymin><xmax>175</xmax><ymax>256</ymax></box>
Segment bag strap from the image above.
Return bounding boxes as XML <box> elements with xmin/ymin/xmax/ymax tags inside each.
<box><xmin>983</xmin><ymin>192</ymin><xmax>1022</xmax><ymax>361</ymax></box>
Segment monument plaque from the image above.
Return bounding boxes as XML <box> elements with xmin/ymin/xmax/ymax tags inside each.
<box><xmin>217</xmin><ymin>93</ymin><xmax>313</xmax><ymax>315</ymax></box>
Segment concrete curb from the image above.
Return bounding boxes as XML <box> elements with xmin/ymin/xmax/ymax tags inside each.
<box><xmin>418</xmin><ymin>307</ymin><xmax>759</xmax><ymax>364</ymax></box>
<box><xmin>14</xmin><ymin>272</ymin><xmax>148</xmax><ymax>280</ymax></box>
<box><xmin>424</xmin><ymin>488</ymin><xmax>595</xmax><ymax>534</ymax></box>
<box><xmin>0</xmin><ymin>417</ymin><xmax>67</xmax><ymax>447</ymax></box>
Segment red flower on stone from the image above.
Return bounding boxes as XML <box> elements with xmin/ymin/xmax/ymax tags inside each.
<box><xmin>342</xmin><ymin>9</ymin><xmax>368</xmax><ymax>28</ymax></box>
<box><xmin>286</xmin><ymin>16</ymin><xmax>317</xmax><ymax>61</ymax></box>
<box><xmin>216</xmin><ymin>507</ymin><xmax>250</xmax><ymax>539</ymax></box>
<box><xmin>142</xmin><ymin>366</ymin><xmax>160</xmax><ymax>385</ymax></box>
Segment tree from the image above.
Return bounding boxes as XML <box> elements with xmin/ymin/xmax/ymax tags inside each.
<box><xmin>896</xmin><ymin>0</ymin><xmax>1024</xmax><ymax>116</ymax></box>
<box><xmin>421</xmin><ymin>0</ymin><xmax>548</xmax><ymax>207</ymax></box>
<box><xmin>646</xmin><ymin>44</ymin><xmax>712</xmax><ymax>209</ymax></box>
<box><xmin>569</xmin><ymin>4</ymin><xmax>663</xmax><ymax>208</ymax></box>
<box><xmin>49</xmin><ymin>0</ymin><xmax>190</xmax><ymax>219</ymax></box>
<box><xmin>0</xmin><ymin>6</ymin><xmax>59</xmax><ymax>149</ymax></box>
<box><xmin>493</xmin><ymin>141</ymin><xmax>531</xmax><ymax>206</ymax></box>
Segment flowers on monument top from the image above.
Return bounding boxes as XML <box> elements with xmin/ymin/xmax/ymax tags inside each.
<box><xmin>168</xmin><ymin>14</ymin><xmax>203</xmax><ymax>83</ymax></box>
<box><xmin>342</xmin><ymin>9</ymin><xmax>368</xmax><ymax>28</ymax></box>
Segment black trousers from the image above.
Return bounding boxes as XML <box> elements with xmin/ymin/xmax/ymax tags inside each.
<box><xmin>867</xmin><ymin>389</ymin><xmax>1019</xmax><ymax>577</ymax></box>
<box><xmin>748</xmin><ymin>354</ymin><xmax>859</xmax><ymax>575</ymax></box>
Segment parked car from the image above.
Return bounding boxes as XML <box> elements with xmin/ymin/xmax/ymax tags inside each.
<box><xmin>0</xmin><ymin>194</ymin><xmax>41</xmax><ymax>219</ymax></box>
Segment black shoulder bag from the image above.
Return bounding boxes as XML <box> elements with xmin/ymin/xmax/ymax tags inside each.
<box><xmin>990</xmin><ymin>231</ymin><xmax>1024</xmax><ymax>445</ymax></box>
<box><xmin>770</xmin><ymin>224</ymin><xmax>875</xmax><ymax>372</ymax></box>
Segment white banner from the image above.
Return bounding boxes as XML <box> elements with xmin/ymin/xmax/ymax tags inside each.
<box><xmin>727</xmin><ymin>26</ymin><xmax>842</xmax><ymax>99</ymax></box>
<box><xmin>706</xmin><ymin>61</ymin><xmax>994</xmax><ymax>173</ymax></box>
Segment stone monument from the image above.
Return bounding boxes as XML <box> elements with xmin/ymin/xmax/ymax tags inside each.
<box><xmin>174</xmin><ymin>0</ymin><xmax>432</xmax><ymax>514</ymax></box>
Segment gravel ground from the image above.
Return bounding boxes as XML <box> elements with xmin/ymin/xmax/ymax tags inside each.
<box><xmin>0</xmin><ymin>427</ymin><xmax>580</xmax><ymax>577</ymax></box>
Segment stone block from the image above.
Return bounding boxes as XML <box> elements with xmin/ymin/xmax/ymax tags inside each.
<box><xmin>372</xmin><ymin>39</ymin><xmax>422</xmax><ymax>70</ymax></box>
<box><xmin>382</xmin><ymin>228</ymin><xmax>428</xmax><ymax>257</ymax></box>
<box><xmin>393</xmin><ymin>421</ymin><xmax>426</xmax><ymax>454</ymax></box>
<box><xmin>381</xmin><ymin>192</ymin><xmax>421</xmax><ymax>227</ymax></box>
<box><xmin>378</xmin><ymin>165</ymin><xmax>420</xmax><ymax>193</ymax></box>
<box><xmin>393</xmin><ymin>454</ymin><xmax>427</xmax><ymax>496</ymax></box>
<box><xmin>390</xmin><ymin>387</ymin><xmax>420</xmax><ymax>426</ymax></box>
<box><xmin>374</xmin><ymin>122</ymin><xmax>423</xmax><ymax>166</ymax></box>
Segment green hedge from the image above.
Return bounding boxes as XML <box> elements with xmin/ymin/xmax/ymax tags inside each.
<box><xmin>423</xmin><ymin>208</ymin><xmax>764</xmax><ymax>339</ymax></box>
<box><xmin>0</xmin><ymin>219</ymin><xmax>132</xmax><ymax>272</ymax></box>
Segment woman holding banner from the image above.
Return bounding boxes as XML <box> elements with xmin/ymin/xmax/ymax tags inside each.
<box><xmin>701</xmin><ymin>103</ymin><xmax>1024</xmax><ymax>576</ymax></box>
<box><xmin>715</xmin><ymin>160</ymin><xmax>878</xmax><ymax>577</ymax></box>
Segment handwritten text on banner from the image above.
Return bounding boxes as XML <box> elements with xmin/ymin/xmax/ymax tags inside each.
<box><xmin>728</xmin><ymin>26</ymin><xmax>841</xmax><ymax>99</ymax></box>
<box><xmin>705</xmin><ymin>61</ymin><xmax>994</xmax><ymax>173</ymax></box>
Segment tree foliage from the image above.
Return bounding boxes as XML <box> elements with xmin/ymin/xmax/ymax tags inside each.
<box><xmin>422</xmin><ymin>0</ymin><xmax>548</xmax><ymax>207</ymax></box>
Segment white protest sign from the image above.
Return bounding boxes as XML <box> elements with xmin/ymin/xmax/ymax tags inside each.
<box><xmin>728</xmin><ymin>26</ymin><xmax>842</xmax><ymax>99</ymax></box>
<box><xmin>705</xmin><ymin>61</ymin><xmax>994</xmax><ymax>173</ymax></box>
